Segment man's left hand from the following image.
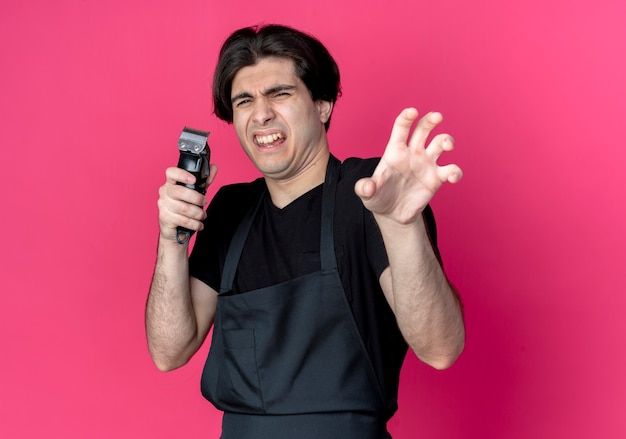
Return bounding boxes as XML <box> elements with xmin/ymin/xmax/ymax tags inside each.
<box><xmin>355</xmin><ymin>108</ymin><xmax>463</xmax><ymax>224</ymax></box>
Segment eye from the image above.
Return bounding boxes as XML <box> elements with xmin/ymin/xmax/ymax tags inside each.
<box><xmin>274</xmin><ymin>91</ymin><xmax>291</xmax><ymax>99</ymax></box>
<box><xmin>235</xmin><ymin>98</ymin><xmax>252</xmax><ymax>107</ymax></box>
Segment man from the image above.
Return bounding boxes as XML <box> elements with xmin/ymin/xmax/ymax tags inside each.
<box><xmin>146</xmin><ymin>24</ymin><xmax>464</xmax><ymax>438</ymax></box>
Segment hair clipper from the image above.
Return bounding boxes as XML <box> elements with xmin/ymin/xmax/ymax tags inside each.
<box><xmin>176</xmin><ymin>127</ymin><xmax>211</xmax><ymax>244</ymax></box>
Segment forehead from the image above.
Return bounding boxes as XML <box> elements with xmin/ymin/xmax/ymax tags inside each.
<box><xmin>231</xmin><ymin>57</ymin><xmax>300</xmax><ymax>95</ymax></box>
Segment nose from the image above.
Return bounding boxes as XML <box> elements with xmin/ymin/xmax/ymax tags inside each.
<box><xmin>251</xmin><ymin>97</ymin><xmax>275</xmax><ymax>125</ymax></box>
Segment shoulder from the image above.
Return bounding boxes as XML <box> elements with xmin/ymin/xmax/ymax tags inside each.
<box><xmin>339</xmin><ymin>157</ymin><xmax>380</xmax><ymax>182</ymax></box>
<box><xmin>335</xmin><ymin>157</ymin><xmax>380</xmax><ymax>207</ymax></box>
<box><xmin>203</xmin><ymin>178</ymin><xmax>267</xmax><ymax>239</ymax></box>
<box><xmin>190</xmin><ymin>177</ymin><xmax>266</xmax><ymax>286</ymax></box>
<box><xmin>213</xmin><ymin>177</ymin><xmax>266</xmax><ymax>202</ymax></box>
<box><xmin>209</xmin><ymin>178</ymin><xmax>266</xmax><ymax>215</ymax></box>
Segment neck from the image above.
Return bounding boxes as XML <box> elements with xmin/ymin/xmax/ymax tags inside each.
<box><xmin>265</xmin><ymin>150</ymin><xmax>330</xmax><ymax>209</ymax></box>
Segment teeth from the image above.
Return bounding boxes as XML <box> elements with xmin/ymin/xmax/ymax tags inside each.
<box><xmin>256</xmin><ymin>133</ymin><xmax>283</xmax><ymax>144</ymax></box>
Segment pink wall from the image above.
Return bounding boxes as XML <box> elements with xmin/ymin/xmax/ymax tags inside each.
<box><xmin>1</xmin><ymin>0</ymin><xmax>624</xmax><ymax>437</ymax></box>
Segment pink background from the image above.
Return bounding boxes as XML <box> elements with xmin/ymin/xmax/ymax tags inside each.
<box><xmin>1</xmin><ymin>0</ymin><xmax>625</xmax><ymax>437</ymax></box>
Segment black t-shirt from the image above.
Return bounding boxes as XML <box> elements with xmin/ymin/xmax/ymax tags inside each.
<box><xmin>189</xmin><ymin>156</ymin><xmax>440</xmax><ymax>419</ymax></box>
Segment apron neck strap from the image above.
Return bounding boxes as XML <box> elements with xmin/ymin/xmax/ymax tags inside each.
<box><xmin>319</xmin><ymin>155</ymin><xmax>340</xmax><ymax>271</ymax></box>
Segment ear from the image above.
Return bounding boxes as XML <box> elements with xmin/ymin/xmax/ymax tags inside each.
<box><xmin>316</xmin><ymin>100</ymin><xmax>333</xmax><ymax>124</ymax></box>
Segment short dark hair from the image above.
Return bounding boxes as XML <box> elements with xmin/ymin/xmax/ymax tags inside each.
<box><xmin>212</xmin><ymin>24</ymin><xmax>342</xmax><ymax>131</ymax></box>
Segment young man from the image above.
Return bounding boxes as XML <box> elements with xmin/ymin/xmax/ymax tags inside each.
<box><xmin>146</xmin><ymin>24</ymin><xmax>465</xmax><ymax>438</ymax></box>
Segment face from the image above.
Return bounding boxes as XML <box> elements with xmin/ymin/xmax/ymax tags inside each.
<box><xmin>230</xmin><ymin>57</ymin><xmax>333</xmax><ymax>183</ymax></box>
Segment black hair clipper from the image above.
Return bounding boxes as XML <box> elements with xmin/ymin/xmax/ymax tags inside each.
<box><xmin>176</xmin><ymin>127</ymin><xmax>210</xmax><ymax>244</ymax></box>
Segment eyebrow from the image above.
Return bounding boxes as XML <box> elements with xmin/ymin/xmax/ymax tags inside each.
<box><xmin>231</xmin><ymin>84</ymin><xmax>297</xmax><ymax>104</ymax></box>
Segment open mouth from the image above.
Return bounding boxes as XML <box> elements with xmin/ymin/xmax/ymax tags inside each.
<box><xmin>254</xmin><ymin>132</ymin><xmax>285</xmax><ymax>148</ymax></box>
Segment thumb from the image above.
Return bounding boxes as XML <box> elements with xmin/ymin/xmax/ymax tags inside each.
<box><xmin>354</xmin><ymin>177</ymin><xmax>377</xmax><ymax>200</ymax></box>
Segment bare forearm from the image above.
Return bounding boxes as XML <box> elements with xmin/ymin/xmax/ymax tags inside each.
<box><xmin>145</xmin><ymin>237</ymin><xmax>200</xmax><ymax>371</ymax></box>
<box><xmin>376</xmin><ymin>214</ymin><xmax>465</xmax><ymax>369</ymax></box>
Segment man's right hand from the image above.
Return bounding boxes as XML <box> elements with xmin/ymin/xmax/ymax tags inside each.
<box><xmin>157</xmin><ymin>165</ymin><xmax>218</xmax><ymax>242</ymax></box>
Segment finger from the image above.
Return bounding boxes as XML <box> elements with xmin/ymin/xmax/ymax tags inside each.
<box><xmin>387</xmin><ymin>108</ymin><xmax>420</xmax><ymax>147</ymax></box>
<box><xmin>426</xmin><ymin>134</ymin><xmax>455</xmax><ymax>161</ymax></box>
<box><xmin>175</xmin><ymin>184</ymin><xmax>207</xmax><ymax>207</ymax></box>
<box><xmin>157</xmin><ymin>191</ymin><xmax>207</xmax><ymax>220</ymax></box>
<box><xmin>161</xmin><ymin>211</ymin><xmax>205</xmax><ymax>234</ymax></box>
<box><xmin>207</xmin><ymin>164</ymin><xmax>219</xmax><ymax>185</ymax></box>
<box><xmin>173</xmin><ymin>198</ymin><xmax>207</xmax><ymax>221</ymax></box>
<box><xmin>165</xmin><ymin>166</ymin><xmax>196</xmax><ymax>186</ymax></box>
<box><xmin>408</xmin><ymin>112</ymin><xmax>443</xmax><ymax>150</ymax></box>
<box><xmin>160</xmin><ymin>180</ymin><xmax>206</xmax><ymax>207</ymax></box>
<box><xmin>437</xmin><ymin>164</ymin><xmax>463</xmax><ymax>184</ymax></box>
<box><xmin>158</xmin><ymin>198</ymin><xmax>206</xmax><ymax>230</ymax></box>
<box><xmin>354</xmin><ymin>177</ymin><xmax>377</xmax><ymax>200</ymax></box>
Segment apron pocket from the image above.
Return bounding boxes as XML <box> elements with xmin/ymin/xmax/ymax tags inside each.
<box><xmin>216</xmin><ymin>328</ymin><xmax>264</xmax><ymax>412</ymax></box>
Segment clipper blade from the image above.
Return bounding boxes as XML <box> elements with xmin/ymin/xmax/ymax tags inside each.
<box><xmin>178</xmin><ymin>127</ymin><xmax>210</xmax><ymax>153</ymax></box>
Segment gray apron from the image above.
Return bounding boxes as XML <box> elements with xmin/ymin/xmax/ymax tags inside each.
<box><xmin>201</xmin><ymin>156</ymin><xmax>390</xmax><ymax>438</ymax></box>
